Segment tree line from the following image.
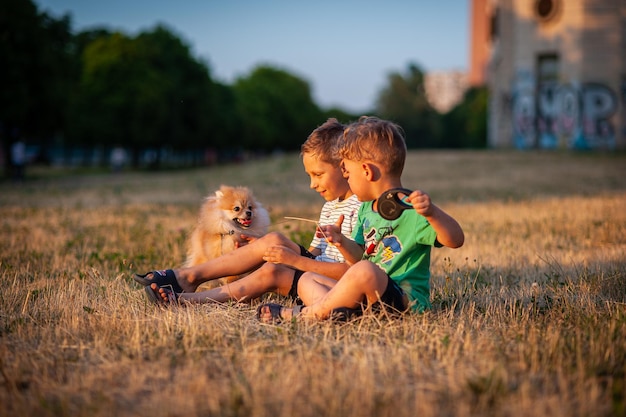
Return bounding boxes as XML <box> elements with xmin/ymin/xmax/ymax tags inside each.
<box><xmin>1</xmin><ymin>0</ymin><xmax>487</xmax><ymax>174</ymax></box>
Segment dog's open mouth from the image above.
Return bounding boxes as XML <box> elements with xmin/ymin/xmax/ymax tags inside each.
<box><xmin>235</xmin><ymin>218</ymin><xmax>252</xmax><ymax>228</ymax></box>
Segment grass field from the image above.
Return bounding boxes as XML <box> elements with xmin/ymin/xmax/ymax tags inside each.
<box><xmin>1</xmin><ymin>150</ymin><xmax>625</xmax><ymax>417</ymax></box>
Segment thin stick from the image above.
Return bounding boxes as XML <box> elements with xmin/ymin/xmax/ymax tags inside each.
<box><xmin>284</xmin><ymin>216</ymin><xmax>318</xmax><ymax>224</ymax></box>
<box><xmin>21</xmin><ymin>290</ymin><xmax>31</xmax><ymax>316</ymax></box>
<box><xmin>284</xmin><ymin>216</ymin><xmax>330</xmax><ymax>242</ymax></box>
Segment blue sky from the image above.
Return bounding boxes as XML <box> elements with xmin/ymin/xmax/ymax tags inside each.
<box><xmin>35</xmin><ymin>0</ymin><xmax>469</xmax><ymax>113</ymax></box>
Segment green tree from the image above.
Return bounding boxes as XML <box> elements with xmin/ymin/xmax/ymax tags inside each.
<box><xmin>375</xmin><ymin>63</ymin><xmax>442</xmax><ymax>148</ymax></box>
<box><xmin>441</xmin><ymin>86</ymin><xmax>488</xmax><ymax>148</ymax></box>
<box><xmin>134</xmin><ymin>26</ymin><xmax>216</xmax><ymax>152</ymax></box>
<box><xmin>323</xmin><ymin>107</ymin><xmax>359</xmax><ymax>125</ymax></box>
<box><xmin>69</xmin><ymin>25</ymin><xmax>222</xmax><ymax>167</ymax></box>
<box><xmin>234</xmin><ymin>66</ymin><xmax>323</xmax><ymax>151</ymax></box>
<box><xmin>69</xmin><ymin>32</ymin><xmax>152</xmax><ymax>155</ymax></box>
<box><xmin>210</xmin><ymin>81</ymin><xmax>242</xmax><ymax>151</ymax></box>
<box><xmin>0</xmin><ymin>0</ymin><xmax>74</xmax><ymax>173</ymax></box>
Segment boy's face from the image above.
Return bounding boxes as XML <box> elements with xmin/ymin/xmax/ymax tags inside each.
<box><xmin>341</xmin><ymin>158</ymin><xmax>374</xmax><ymax>202</ymax></box>
<box><xmin>302</xmin><ymin>153</ymin><xmax>351</xmax><ymax>201</ymax></box>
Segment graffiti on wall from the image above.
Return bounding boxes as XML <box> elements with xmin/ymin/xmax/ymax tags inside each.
<box><xmin>512</xmin><ymin>81</ymin><xmax>618</xmax><ymax>149</ymax></box>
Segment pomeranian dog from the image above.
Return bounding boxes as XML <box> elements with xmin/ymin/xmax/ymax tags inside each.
<box><xmin>184</xmin><ymin>185</ymin><xmax>270</xmax><ymax>290</ymax></box>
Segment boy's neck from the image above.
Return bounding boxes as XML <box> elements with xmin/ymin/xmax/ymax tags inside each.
<box><xmin>373</xmin><ymin>180</ymin><xmax>403</xmax><ymax>196</ymax></box>
<box><xmin>338</xmin><ymin>189</ymin><xmax>354</xmax><ymax>202</ymax></box>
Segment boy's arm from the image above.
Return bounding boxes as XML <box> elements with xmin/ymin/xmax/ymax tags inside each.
<box><xmin>408</xmin><ymin>190</ymin><xmax>464</xmax><ymax>248</ymax></box>
<box><xmin>286</xmin><ymin>255</ymin><xmax>350</xmax><ymax>280</ymax></box>
<box><xmin>306</xmin><ymin>247</ymin><xmax>322</xmax><ymax>257</ymax></box>
<box><xmin>317</xmin><ymin>216</ymin><xmax>364</xmax><ymax>265</ymax></box>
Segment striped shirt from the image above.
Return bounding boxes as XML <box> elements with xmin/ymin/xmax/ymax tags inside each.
<box><xmin>310</xmin><ymin>194</ymin><xmax>361</xmax><ymax>263</ymax></box>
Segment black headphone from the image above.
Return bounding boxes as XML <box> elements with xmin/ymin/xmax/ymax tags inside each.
<box><xmin>377</xmin><ymin>188</ymin><xmax>413</xmax><ymax>220</ymax></box>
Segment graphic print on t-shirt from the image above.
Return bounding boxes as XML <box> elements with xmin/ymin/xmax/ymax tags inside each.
<box><xmin>363</xmin><ymin>225</ymin><xmax>402</xmax><ymax>265</ymax></box>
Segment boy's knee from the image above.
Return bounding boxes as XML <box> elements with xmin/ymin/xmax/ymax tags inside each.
<box><xmin>349</xmin><ymin>261</ymin><xmax>385</xmax><ymax>285</ymax></box>
<box><xmin>263</xmin><ymin>232</ymin><xmax>288</xmax><ymax>246</ymax></box>
<box><xmin>255</xmin><ymin>263</ymin><xmax>284</xmax><ymax>283</ymax></box>
<box><xmin>256</xmin><ymin>262</ymin><xmax>277</xmax><ymax>276</ymax></box>
<box><xmin>352</xmin><ymin>260</ymin><xmax>379</xmax><ymax>274</ymax></box>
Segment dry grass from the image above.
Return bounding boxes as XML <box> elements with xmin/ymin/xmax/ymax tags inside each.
<box><xmin>1</xmin><ymin>150</ymin><xmax>625</xmax><ymax>417</ymax></box>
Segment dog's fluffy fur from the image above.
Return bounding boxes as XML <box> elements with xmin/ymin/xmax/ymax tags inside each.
<box><xmin>185</xmin><ymin>185</ymin><xmax>270</xmax><ymax>290</ymax></box>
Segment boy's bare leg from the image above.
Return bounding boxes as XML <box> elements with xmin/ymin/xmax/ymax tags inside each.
<box><xmin>153</xmin><ymin>262</ymin><xmax>297</xmax><ymax>304</ymax></box>
<box><xmin>143</xmin><ymin>232</ymin><xmax>300</xmax><ymax>292</ymax></box>
<box><xmin>258</xmin><ymin>260</ymin><xmax>388</xmax><ymax>321</ymax></box>
<box><xmin>296</xmin><ymin>273</ymin><xmax>338</xmax><ymax>306</ymax></box>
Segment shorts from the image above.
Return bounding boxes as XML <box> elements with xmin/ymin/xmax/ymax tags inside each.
<box><xmin>287</xmin><ymin>245</ymin><xmax>317</xmax><ymax>303</ymax></box>
<box><xmin>369</xmin><ymin>275</ymin><xmax>409</xmax><ymax>314</ymax></box>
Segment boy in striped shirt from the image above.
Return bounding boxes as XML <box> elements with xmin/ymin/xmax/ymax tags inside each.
<box><xmin>136</xmin><ymin>118</ymin><xmax>361</xmax><ymax>306</ymax></box>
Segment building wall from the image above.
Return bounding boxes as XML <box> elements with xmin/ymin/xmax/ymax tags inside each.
<box><xmin>486</xmin><ymin>0</ymin><xmax>626</xmax><ymax>149</ymax></box>
<box><xmin>469</xmin><ymin>0</ymin><xmax>491</xmax><ymax>86</ymax></box>
<box><xmin>424</xmin><ymin>70</ymin><xmax>469</xmax><ymax>113</ymax></box>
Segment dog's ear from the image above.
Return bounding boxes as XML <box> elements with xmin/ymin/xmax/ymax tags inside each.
<box><xmin>215</xmin><ymin>190</ymin><xmax>224</xmax><ymax>199</ymax></box>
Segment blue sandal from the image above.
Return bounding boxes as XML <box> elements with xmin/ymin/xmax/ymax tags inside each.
<box><xmin>134</xmin><ymin>270</ymin><xmax>184</xmax><ymax>293</ymax></box>
<box><xmin>256</xmin><ymin>303</ymin><xmax>303</xmax><ymax>324</ymax></box>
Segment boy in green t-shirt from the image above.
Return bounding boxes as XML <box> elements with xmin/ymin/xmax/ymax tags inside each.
<box><xmin>257</xmin><ymin>116</ymin><xmax>464</xmax><ymax>322</ymax></box>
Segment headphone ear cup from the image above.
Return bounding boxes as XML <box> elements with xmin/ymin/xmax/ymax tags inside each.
<box><xmin>378</xmin><ymin>198</ymin><xmax>400</xmax><ymax>220</ymax></box>
<box><xmin>377</xmin><ymin>188</ymin><xmax>414</xmax><ymax>220</ymax></box>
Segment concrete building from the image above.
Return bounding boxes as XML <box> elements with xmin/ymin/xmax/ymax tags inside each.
<box><xmin>424</xmin><ymin>70</ymin><xmax>469</xmax><ymax>113</ymax></box>
<box><xmin>470</xmin><ymin>0</ymin><xmax>491</xmax><ymax>87</ymax></box>
<box><xmin>472</xmin><ymin>0</ymin><xmax>626</xmax><ymax>149</ymax></box>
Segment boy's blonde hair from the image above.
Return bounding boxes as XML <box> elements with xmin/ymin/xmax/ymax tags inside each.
<box><xmin>301</xmin><ymin>118</ymin><xmax>345</xmax><ymax>165</ymax></box>
<box><xmin>339</xmin><ymin>116</ymin><xmax>407</xmax><ymax>177</ymax></box>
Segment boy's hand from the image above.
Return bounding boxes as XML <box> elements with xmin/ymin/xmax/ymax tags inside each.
<box><xmin>317</xmin><ymin>215</ymin><xmax>344</xmax><ymax>247</ymax></box>
<box><xmin>235</xmin><ymin>234</ymin><xmax>257</xmax><ymax>248</ymax></box>
<box><xmin>407</xmin><ymin>190</ymin><xmax>433</xmax><ymax>217</ymax></box>
<box><xmin>263</xmin><ymin>245</ymin><xmax>299</xmax><ymax>265</ymax></box>
<box><xmin>407</xmin><ymin>189</ymin><xmax>465</xmax><ymax>248</ymax></box>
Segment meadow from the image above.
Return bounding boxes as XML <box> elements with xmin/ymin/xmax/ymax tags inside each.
<box><xmin>1</xmin><ymin>150</ymin><xmax>625</xmax><ymax>417</ymax></box>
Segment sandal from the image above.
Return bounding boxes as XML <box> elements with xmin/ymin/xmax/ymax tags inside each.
<box><xmin>256</xmin><ymin>303</ymin><xmax>303</xmax><ymax>324</ymax></box>
<box><xmin>144</xmin><ymin>284</ymin><xmax>179</xmax><ymax>305</ymax></box>
<box><xmin>134</xmin><ymin>270</ymin><xmax>184</xmax><ymax>293</ymax></box>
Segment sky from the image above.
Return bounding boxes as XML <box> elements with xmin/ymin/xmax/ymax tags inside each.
<box><xmin>34</xmin><ymin>0</ymin><xmax>469</xmax><ymax>114</ymax></box>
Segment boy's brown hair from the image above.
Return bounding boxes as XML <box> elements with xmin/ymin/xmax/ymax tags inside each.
<box><xmin>339</xmin><ymin>116</ymin><xmax>407</xmax><ymax>177</ymax></box>
<box><xmin>301</xmin><ymin>118</ymin><xmax>345</xmax><ymax>165</ymax></box>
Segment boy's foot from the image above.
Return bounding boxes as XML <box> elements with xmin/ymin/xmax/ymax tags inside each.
<box><xmin>256</xmin><ymin>303</ymin><xmax>303</xmax><ymax>324</ymax></box>
<box><xmin>133</xmin><ymin>269</ymin><xmax>196</xmax><ymax>293</ymax></box>
<box><xmin>145</xmin><ymin>283</ymin><xmax>179</xmax><ymax>305</ymax></box>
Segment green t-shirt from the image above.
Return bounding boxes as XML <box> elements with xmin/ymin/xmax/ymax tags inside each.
<box><xmin>352</xmin><ymin>201</ymin><xmax>438</xmax><ymax>312</ymax></box>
